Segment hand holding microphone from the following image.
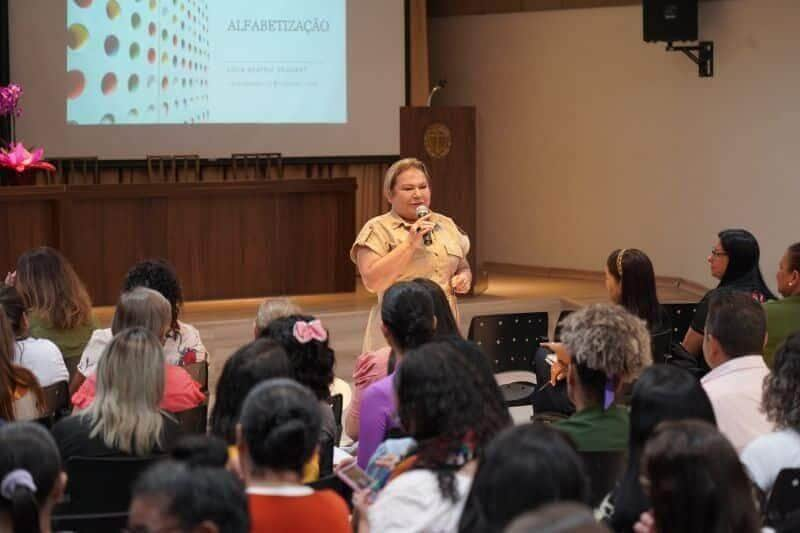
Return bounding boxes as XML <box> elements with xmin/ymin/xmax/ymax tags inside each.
<box><xmin>415</xmin><ymin>205</ymin><xmax>434</xmax><ymax>246</ymax></box>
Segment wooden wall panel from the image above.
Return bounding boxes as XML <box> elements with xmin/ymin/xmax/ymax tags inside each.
<box><xmin>0</xmin><ymin>196</ymin><xmax>58</xmax><ymax>275</ymax></box>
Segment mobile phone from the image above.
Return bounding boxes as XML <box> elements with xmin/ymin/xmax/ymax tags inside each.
<box><xmin>336</xmin><ymin>462</ymin><xmax>377</xmax><ymax>492</ymax></box>
<box><xmin>545</xmin><ymin>354</ymin><xmax>557</xmax><ymax>366</ymax></box>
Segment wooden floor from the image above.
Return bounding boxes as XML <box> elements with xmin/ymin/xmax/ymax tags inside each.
<box><xmin>93</xmin><ymin>269</ymin><xmax>705</xmax><ymax>400</ymax></box>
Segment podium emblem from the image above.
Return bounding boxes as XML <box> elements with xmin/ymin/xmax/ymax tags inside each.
<box><xmin>423</xmin><ymin>123</ymin><xmax>452</xmax><ymax>159</ymax></box>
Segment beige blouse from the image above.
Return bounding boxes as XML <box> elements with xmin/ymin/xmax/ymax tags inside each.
<box><xmin>350</xmin><ymin>210</ymin><xmax>470</xmax><ymax>352</ymax></box>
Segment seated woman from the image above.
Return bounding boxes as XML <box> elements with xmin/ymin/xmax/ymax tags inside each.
<box><xmin>253</xmin><ymin>298</ymin><xmax>300</xmax><ymax>338</ymax></box>
<box><xmin>75</xmin><ymin>259</ymin><xmax>208</xmax><ymax>392</ymax></box>
<box><xmin>208</xmin><ymin>338</ymin><xmax>292</xmax><ymax>475</ymax></box>
<box><xmin>742</xmin><ymin>331</ymin><xmax>800</xmax><ymax>497</ymax></box>
<box><xmin>53</xmin><ymin>327</ymin><xmax>183</xmax><ymax>460</ymax></box>
<box><xmin>11</xmin><ymin>246</ymin><xmax>97</xmax><ymax>378</ymax></box>
<box><xmin>346</xmin><ymin>277</ymin><xmax>459</xmax><ymax>441</ymax></box>
<box><xmin>682</xmin><ymin>229</ymin><xmax>775</xmax><ymax>359</ymax></box>
<box><xmin>71</xmin><ymin>288</ymin><xmax>205</xmax><ymax>413</ymax></box>
<box><xmin>0</xmin><ymin>284</ymin><xmax>69</xmax><ymax>388</ymax></box>
<box><xmin>0</xmin><ymin>422</ymin><xmax>67</xmax><ymax>533</ymax></box>
<box><xmin>0</xmin><ymin>311</ymin><xmax>44</xmax><ymax>422</ymax></box>
<box><xmin>262</xmin><ymin>315</ymin><xmax>338</xmax><ymax>472</ymax></box>
<box><xmin>600</xmin><ymin>365</ymin><xmax>717</xmax><ymax>533</ymax></box>
<box><xmin>356</xmin><ymin>281</ymin><xmax>436</xmax><ymax>467</ymax></box>
<box><xmin>639</xmin><ymin>420</ymin><xmax>760</xmax><ymax>533</ymax></box>
<box><xmin>356</xmin><ymin>341</ymin><xmax>502</xmax><ymax>533</ymax></box>
<box><xmin>552</xmin><ymin>304</ymin><xmax>649</xmax><ymax>452</ymax></box>
<box><xmin>763</xmin><ymin>242</ymin><xmax>800</xmax><ymax>367</ymax></box>
<box><xmin>458</xmin><ymin>423</ymin><xmax>588</xmax><ymax>533</ymax></box>
<box><xmin>534</xmin><ymin>248</ymin><xmax>667</xmax><ymax>415</ymax></box>
<box><xmin>239</xmin><ymin>379</ymin><xmax>350</xmax><ymax>533</ymax></box>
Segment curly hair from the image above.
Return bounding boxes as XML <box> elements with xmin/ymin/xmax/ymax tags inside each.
<box><xmin>762</xmin><ymin>331</ymin><xmax>800</xmax><ymax>429</ymax></box>
<box><xmin>560</xmin><ymin>303</ymin><xmax>650</xmax><ymax>384</ymax></box>
<box><xmin>122</xmin><ymin>259</ymin><xmax>184</xmax><ymax>332</ymax></box>
<box><xmin>395</xmin><ymin>342</ymin><xmax>491</xmax><ymax>502</ymax></box>
<box><xmin>261</xmin><ymin>315</ymin><xmax>335</xmax><ymax>401</ymax></box>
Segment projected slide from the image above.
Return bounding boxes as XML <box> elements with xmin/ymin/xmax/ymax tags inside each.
<box><xmin>66</xmin><ymin>0</ymin><xmax>346</xmax><ymax>125</ymax></box>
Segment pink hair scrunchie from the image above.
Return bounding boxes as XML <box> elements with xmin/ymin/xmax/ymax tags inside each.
<box><xmin>293</xmin><ymin>319</ymin><xmax>328</xmax><ymax>344</ymax></box>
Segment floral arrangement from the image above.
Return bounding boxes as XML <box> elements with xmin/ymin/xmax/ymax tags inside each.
<box><xmin>0</xmin><ymin>84</ymin><xmax>56</xmax><ymax>185</ymax></box>
<box><xmin>0</xmin><ymin>143</ymin><xmax>55</xmax><ymax>173</ymax></box>
<box><xmin>0</xmin><ymin>84</ymin><xmax>22</xmax><ymax>118</ymax></box>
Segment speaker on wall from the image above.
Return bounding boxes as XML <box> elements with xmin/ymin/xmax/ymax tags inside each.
<box><xmin>643</xmin><ymin>0</ymin><xmax>698</xmax><ymax>43</ymax></box>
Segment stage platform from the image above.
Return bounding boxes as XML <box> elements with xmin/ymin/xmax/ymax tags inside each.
<box><xmin>92</xmin><ymin>268</ymin><xmax>706</xmax><ymax>401</ymax></box>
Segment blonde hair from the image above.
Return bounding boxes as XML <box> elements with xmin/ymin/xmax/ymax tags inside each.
<box><xmin>111</xmin><ymin>287</ymin><xmax>171</xmax><ymax>338</ymax></box>
<box><xmin>15</xmin><ymin>247</ymin><xmax>93</xmax><ymax>329</ymax></box>
<box><xmin>560</xmin><ymin>303</ymin><xmax>651</xmax><ymax>382</ymax></box>
<box><xmin>84</xmin><ymin>327</ymin><xmax>165</xmax><ymax>455</ymax></box>
<box><xmin>255</xmin><ymin>298</ymin><xmax>301</xmax><ymax>335</ymax></box>
<box><xmin>383</xmin><ymin>157</ymin><xmax>430</xmax><ymax>200</ymax></box>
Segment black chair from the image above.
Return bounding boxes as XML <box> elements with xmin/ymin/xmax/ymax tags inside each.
<box><xmin>317</xmin><ymin>430</ymin><xmax>335</xmax><ymax>478</ymax></box>
<box><xmin>308</xmin><ymin>475</ymin><xmax>353</xmax><ymax>510</ymax></box>
<box><xmin>328</xmin><ymin>393</ymin><xmax>343</xmax><ymax>446</ymax></box>
<box><xmin>55</xmin><ymin>456</ymin><xmax>162</xmax><ymax>517</ymax></box>
<box><xmin>51</xmin><ymin>511</ymin><xmax>129</xmax><ymax>532</ymax></box>
<box><xmin>650</xmin><ymin>328</ymin><xmax>673</xmax><ymax>365</ymax></box>
<box><xmin>663</xmin><ymin>303</ymin><xmax>698</xmax><ymax>343</ymax></box>
<box><xmin>579</xmin><ymin>450</ymin><xmax>627</xmax><ymax>507</ymax></box>
<box><xmin>184</xmin><ymin>360</ymin><xmax>209</xmax><ymax>392</ymax></box>
<box><xmin>468</xmin><ymin>312</ymin><xmax>548</xmax><ymax>407</ymax></box>
<box><xmin>172</xmin><ymin>403</ymin><xmax>208</xmax><ymax>435</ymax></box>
<box><xmin>766</xmin><ymin>468</ymin><xmax>800</xmax><ymax>531</ymax></box>
<box><xmin>553</xmin><ymin>309</ymin><xmax>574</xmax><ymax>342</ymax></box>
<box><xmin>42</xmin><ymin>380</ymin><xmax>71</xmax><ymax>421</ymax></box>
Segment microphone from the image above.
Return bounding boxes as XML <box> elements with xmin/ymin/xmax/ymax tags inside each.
<box><xmin>415</xmin><ymin>205</ymin><xmax>433</xmax><ymax>246</ymax></box>
<box><xmin>426</xmin><ymin>79</ymin><xmax>447</xmax><ymax>107</ymax></box>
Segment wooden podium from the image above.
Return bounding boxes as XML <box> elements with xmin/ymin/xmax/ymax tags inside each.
<box><xmin>400</xmin><ymin>106</ymin><xmax>477</xmax><ymax>277</ymax></box>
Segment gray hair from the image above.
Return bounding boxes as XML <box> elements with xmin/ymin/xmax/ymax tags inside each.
<box><xmin>382</xmin><ymin>157</ymin><xmax>430</xmax><ymax>200</ymax></box>
<box><xmin>111</xmin><ymin>287</ymin><xmax>171</xmax><ymax>337</ymax></box>
<box><xmin>254</xmin><ymin>298</ymin><xmax>300</xmax><ymax>335</ymax></box>
<box><xmin>560</xmin><ymin>303</ymin><xmax>651</xmax><ymax>381</ymax></box>
<box><xmin>83</xmin><ymin>327</ymin><xmax>165</xmax><ymax>455</ymax></box>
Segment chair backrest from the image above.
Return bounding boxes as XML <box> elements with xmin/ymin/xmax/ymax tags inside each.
<box><xmin>51</xmin><ymin>157</ymin><xmax>100</xmax><ymax>185</ymax></box>
<box><xmin>468</xmin><ymin>312</ymin><xmax>548</xmax><ymax>373</ymax></box>
<box><xmin>173</xmin><ymin>404</ymin><xmax>208</xmax><ymax>435</ymax></box>
<box><xmin>52</xmin><ymin>511</ymin><xmax>129</xmax><ymax>532</ymax></box>
<box><xmin>579</xmin><ymin>450</ymin><xmax>627</xmax><ymax>507</ymax></box>
<box><xmin>308</xmin><ymin>475</ymin><xmax>353</xmax><ymax>510</ymax></box>
<box><xmin>57</xmin><ymin>455</ymin><xmax>162</xmax><ymax>515</ymax></box>
<box><xmin>146</xmin><ymin>154</ymin><xmax>200</xmax><ymax>183</ymax></box>
<box><xmin>184</xmin><ymin>361</ymin><xmax>209</xmax><ymax>392</ymax></box>
<box><xmin>42</xmin><ymin>380</ymin><xmax>71</xmax><ymax>422</ymax></box>
<box><xmin>328</xmin><ymin>393</ymin><xmax>343</xmax><ymax>444</ymax></box>
<box><xmin>553</xmin><ymin>309</ymin><xmax>574</xmax><ymax>342</ymax></box>
<box><xmin>766</xmin><ymin>468</ymin><xmax>800</xmax><ymax>530</ymax></box>
<box><xmin>230</xmin><ymin>152</ymin><xmax>283</xmax><ymax>180</ymax></box>
<box><xmin>650</xmin><ymin>328</ymin><xmax>673</xmax><ymax>365</ymax></box>
<box><xmin>664</xmin><ymin>303</ymin><xmax>699</xmax><ymax>343</ymax></box>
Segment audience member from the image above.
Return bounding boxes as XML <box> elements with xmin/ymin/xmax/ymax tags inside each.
<box><xmin>356</xmin><ymin>281</ymin><xmax>435</xmax><ymax>467</ymax></box>
<box><xmin>763</xmin><ymin>241</ymin><xmax>800</xmax><ymax>367</ymax></box>
<box><xmin>71</xmin><ymin>288</ymin><xmax>205</xmax><ymax>412</ymax></box>
<box><xmin>0</xmin><ymin>422</ymin><xmax>67</xmax><ymax>533</ymax></box>
<box><xmin>262</xmin><ymin>315</ymin><xmax>338</xmax><ymax>462</ymax></box>
<box><xmin>52</xmin><ymin>327</ymin><xmax>182</xmax><ymax>460</ymax></box>
<box><xmin>129</xmin><ymin>461</ymin><xmax>249</xmax><ymax>533</ymax></box>
<box><xmin>11</xmin><ymin>247</ymin><xmax>97</xmax><ymax>377</ymax></box>
<box><xmin>208</xmin><ymin>338</ymin><xmax>293</xmax><ymax>476</ymax></box>
<box><xmin>356</xmin><ymin>341</ymin><xmax>494</xmax><ymax>532</ymax></box>
<box><xmin>742</xmin><ymin>330</ymin><xmax>800</xmax><ymax>495</ymax></box>
<box><xmin>700</xmin><ymin>290</ymin><xmax>773</xmax><ymax>451</ymax></box>
<box><xmin>346</xmin><ymin>277</ymin><xmax>459</xmax><ymax>440</ymax></box>
<box><xmin>0</xmin><ymin>284</ymin><xmax>68</xmax><ymax>388</ymax></box>
<box><xmin>506</xmin><ymin>503</ymin><xmax>611</xmax><ymax>533</ymax></box>
<box><xmin>601</xmin><ymin>365</ymin><xmax>716</xmax><ymax>533</ymax></box>
<box><xmin>253</xmin><ymin>298</ymin><xmax>300</xmax><ymax>338</ymax></box>
<box><xmin>0</xmin><ymin>311</ymin><xmax>44</xmax><ymax>422</ymax></box>
<box><xmin>639</xmin><ymin>420</ymin><xmax>760</xmax><ymax>533</ymax></box>
<box><xmin>551</xmin><ymin>304</ymin><xmax>650</xmax><ymax>451</ymax></box>
<box><xmin>77</xmin><ymin>259</ymin><xmax>207</xmax><ymax>385</ymax></box>
<box><xmin>682</xmin><ymin>229</ymin><xmax>775</xmax><ymax>358</ymax></box>
<box><xmin>458</xmin><ymin>423</ymin><xmax>589</xmax><ymax>532</ymax></box>
<box><xmin>535</xmin><ymin>249</ymin><xmax>666</xmax><ymax>415</ymax></box>
<box><xmin>238</xmin><ymin>379</ymin><xmax>350</xmax><ymax>533</ymax></box>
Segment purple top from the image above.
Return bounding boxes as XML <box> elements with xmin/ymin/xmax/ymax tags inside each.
<box><xmin>356</xmin><ymin>372</ymin><xmax>398</xmax><ymax>468</ymax></box>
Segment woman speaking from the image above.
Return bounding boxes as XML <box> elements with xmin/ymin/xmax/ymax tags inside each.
<box><xmin>350</xmin><ymin>158</ymin><xmax>471</xmax><ymax>352</ymax></box>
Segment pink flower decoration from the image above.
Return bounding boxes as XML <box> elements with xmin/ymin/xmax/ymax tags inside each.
<box><xmin>0</xmin><ymin>84</ymin><xmax>22</xmax><ymax>117</ymax></box>
<box><xmin>0</xmin><ymin>143</ymin><xmax>56</xmax><ymax>173</ymax></box>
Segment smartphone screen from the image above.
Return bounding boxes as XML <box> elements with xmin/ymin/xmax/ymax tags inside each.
<box><xmin>336</xmin><ymin>462</ymin><xmax>376</xmax><ymax>491</ymax></box>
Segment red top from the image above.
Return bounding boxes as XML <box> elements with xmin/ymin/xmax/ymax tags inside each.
<box><xmin>71</xmin><ymin>364</ymin><xmax>205</xmax><ymax>413</ymax></box>
<box><xmin>248</xmin><ymin>488</ymin><xmax>350</xmax><ymax>533</ymax></box>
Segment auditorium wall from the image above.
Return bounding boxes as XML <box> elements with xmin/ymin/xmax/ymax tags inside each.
<box><xmin>429</xmin><ymin>0</ymin><xmax>800</xmax><ymax>289</ymax></box>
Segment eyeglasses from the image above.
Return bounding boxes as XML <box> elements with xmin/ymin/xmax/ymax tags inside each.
<box><xmin>710</xmin><ymin>249</ymin><xmax>728</xmax><ymax>258</ymax></box>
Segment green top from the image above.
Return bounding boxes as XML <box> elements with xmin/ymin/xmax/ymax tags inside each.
<box><xmin>554</xmin><ymin>405</ymin><xmax>629</xmax><ymax>452</ymax></box>
<box><xmin>764</xmin><ymin>295</ymin><xmax>800</xmax><ymax>368</ymax></box>
<box><xmin>28</xmin><ymin>314</ymin><xmax>98</xmax><ymax>361</ymax></box>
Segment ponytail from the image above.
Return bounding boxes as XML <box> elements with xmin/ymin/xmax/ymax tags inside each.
<box><xmin>1</xmin><ymin>469</ymin><xmax>40</xmax><ymax>533</ymax></box>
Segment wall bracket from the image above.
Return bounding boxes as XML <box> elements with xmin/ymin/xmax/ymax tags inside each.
<box><xmin>666</xmin><ymin>41</ymin><xmax>714</xmax><ymax>78</ymax></box>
